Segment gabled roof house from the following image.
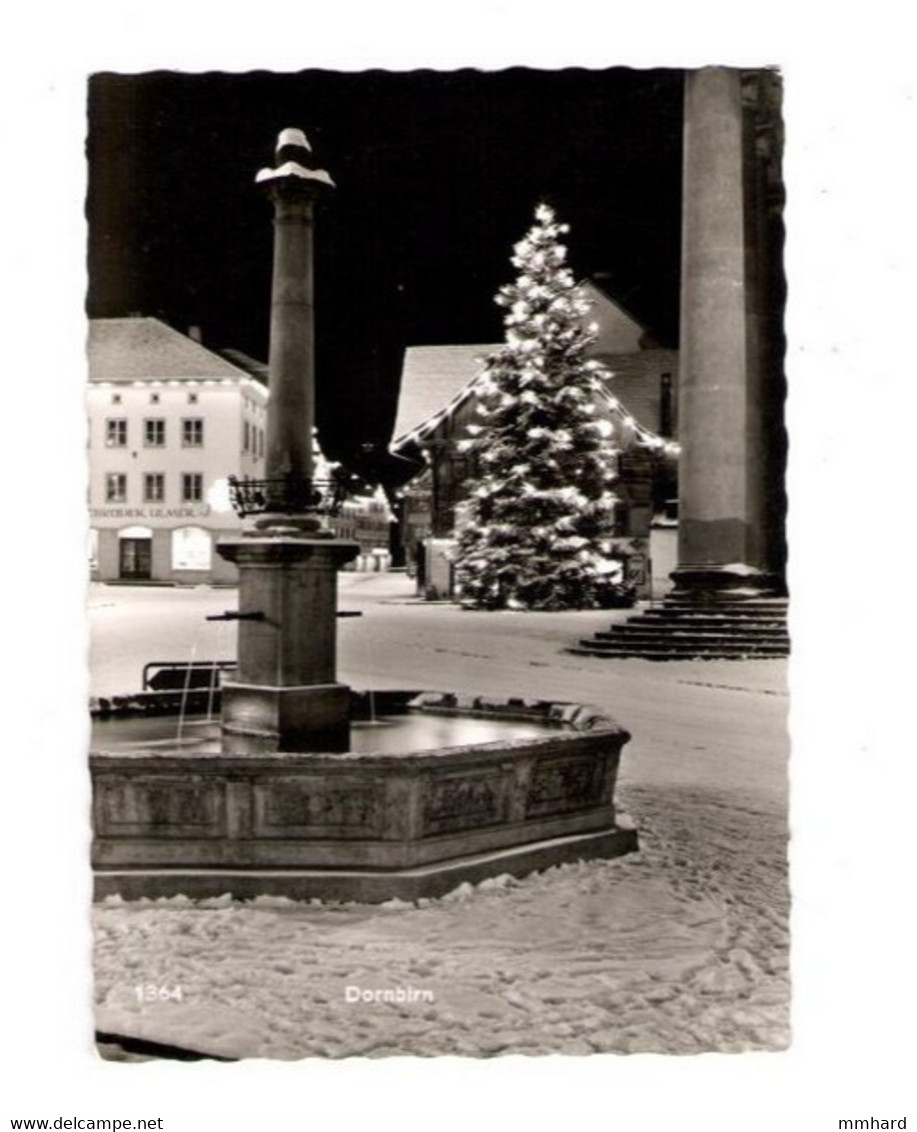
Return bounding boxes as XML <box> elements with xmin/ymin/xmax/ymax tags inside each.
<box><xmin>388</xmin><ymin>282</ymin><xmax>680</xmax><ymax>596</ymax></box>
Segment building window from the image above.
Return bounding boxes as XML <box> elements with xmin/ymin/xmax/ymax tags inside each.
<box><xmin>144</xmin><ymin>418</ymin><xmax>166</xmax><ymax>447</ymax></box>
<box><xmin>111</xmin><ymin>393</ymin><xmax>121</xmax><ymax>405</ymax></box>
<box><xmin>172</xmin><ymin>527</ymin><xmax>212</xmax><ymax>572</ymax></box>
<box><xmin>243</xmin><ymin>420</ymin><xmax>250</xmax><ymax>452</ymax></box>
<box><xmin>182</xmin><ymin>473</ymin><xmax>203</xmax><ymax>502</ymax></box>
<box><xmin>105</xmin><ymin>418</ymin><xmax>127</xmax><ymax>447</ymax></box>
<box><xmin>258</xmin><ymin>428</ymin><xmax>264</xmax><ymax>457</ymax></box>
<box><xmin>187</xmin><ymin>392</ymin><xmax>198</xmax><ymax>404</ymax></box>
<box><xmin>106</xmin><ymin>473</ymin><xmax>127</xmax><ymax>502</ymax></box>
<box><xmin>150</xmin><ymin>392</ymin><xmax>160</xmax><ymax>405</ymax></box>
<box><xmin>182</xmin><ymin>418</ymin><xmax>204</xmax><ymax>447</ymax></box>
<box><xmin>143</xmin><ymin>473</ymin><xmax>165</xmax><ymax>503</ymax></box>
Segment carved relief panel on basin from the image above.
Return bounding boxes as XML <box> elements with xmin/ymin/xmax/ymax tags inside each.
<box><xmin>421</xmin><ymin>770</ymin><xmax>509</xmax><ymax>836</ymax></box>
<box><xmin>95</xmin><ymin>775</ymin><xmax>226</xmax><ymax>838</ymax></box>
<box><xmin>254</xmin><ymin>777</ymin><xmax>383</xmax><ymax>839</ymax></box>
<box><xmin>525</xmin><ymin>753</ymin><xmax>607</xmax><ymax>818</ymax></box>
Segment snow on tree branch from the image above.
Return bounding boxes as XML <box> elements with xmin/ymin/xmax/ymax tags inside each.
<box><xmin>453</xmin><ymin>204</ymin><xmax>626</xmax><ymax>611</ymax></box>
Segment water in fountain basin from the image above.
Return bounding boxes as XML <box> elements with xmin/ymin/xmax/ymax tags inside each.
<box><xmin>91</xmin><ymin>711</ymin><xmax>553</xmax><ymax>755</ymax></box>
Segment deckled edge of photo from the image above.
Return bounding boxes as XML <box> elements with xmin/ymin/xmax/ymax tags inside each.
<box><xmin>3</xmin><ymin>2</ymin><xmax>913</xmax><ymax>1131</ymax></box>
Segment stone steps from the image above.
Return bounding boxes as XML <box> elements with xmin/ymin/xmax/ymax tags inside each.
<box><xmin>574</xmin><ymin>636</ymin><xmax>788</xmax><ymax>655</ymax></box>
<box><xmin>645</xmin><ymin>604</ymin><xmax>787</xmax><ymax>618</ymax></box>
<box><xmin>641</xmin><ymin>602</ymin><xmax>786</xmax><ymax>615</ymax></box>
<box><xmin>569</xmin><ymin>643</ymin><xmax>788</xmax><ymax>660</ymax></box>
<box><xmin>573</xmin><ymin>596</ymin><xmax>790</xmax><ymax>660</ymax></box>
<box><xmin>593</xmin><ymin>621</ymin><xmax>788</xmax><ymax>637</ymax></box>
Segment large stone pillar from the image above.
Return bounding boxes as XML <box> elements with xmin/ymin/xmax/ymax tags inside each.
<box><xmin>673</xmin><ymin>67</ymin><xmax>776</xmax><ymax>596</ymax></box>
<box><xmin>218</xmin><ymin>129</ymin><xmax>358</xmax><ymax>752</ymax></box>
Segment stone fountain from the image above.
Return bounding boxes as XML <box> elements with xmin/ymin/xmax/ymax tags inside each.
<box><xmin>89</xmin><ymin>128</ymin><xmax>637</xmax><ymax>902</ymax></box>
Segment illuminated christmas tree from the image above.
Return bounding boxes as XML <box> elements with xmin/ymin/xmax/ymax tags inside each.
<box><xmin>454</xmin><ymin>204</ymin><xmax>623</xmax><ymax>610</ymax></box>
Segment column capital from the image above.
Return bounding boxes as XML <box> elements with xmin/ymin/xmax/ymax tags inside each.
<box><xmin>255</xmin><ymin>126</ymin><xmax>335</xmax><ymax>195</ymax></box>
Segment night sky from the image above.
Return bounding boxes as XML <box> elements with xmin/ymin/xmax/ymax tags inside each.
<box><xmin>86</xmin><ymin>68</ymin><xmax>685</xmax><ymax>472</ymax></box>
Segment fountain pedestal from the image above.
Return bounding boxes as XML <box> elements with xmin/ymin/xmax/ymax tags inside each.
<box><xmin>217</xmin><ymin>535</ymin><xmax>359</xmax><ymax>751</ymax></box>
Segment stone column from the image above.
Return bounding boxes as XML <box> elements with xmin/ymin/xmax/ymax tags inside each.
<box><xmin>256</xmin><ymin>128</ymin><xmax>333</xmax><ymax>523</ymax></box>
<box><xmin>218</xmin><ymin>129</ymin><xmax>358</xmax><ymax>752</ymax></box>
<box><xmin>672</xmin><ymin>67</ymin><xmax>776</xmax><ymax>597</ymax></box>
<box><xmin>263</xmin><ymin>181</ymin><xmax>317</xmax><ymax>501</ymax></box>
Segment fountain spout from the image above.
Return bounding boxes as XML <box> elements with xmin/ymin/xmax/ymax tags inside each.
<box><xmin>205</xmin><ymin>611</ymin><xmax>266</xmax><ymax>622</ymax></box>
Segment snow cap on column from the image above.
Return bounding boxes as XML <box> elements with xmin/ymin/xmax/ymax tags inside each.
<box><xmin>276</xmin><ymin>127</ymin><xmax>311</xmax><ymax>159</ymax></box>
<box><xmin>256</xmin><ymin>126</ymin><xmax>334</xmax><ymax>188</ymax></box>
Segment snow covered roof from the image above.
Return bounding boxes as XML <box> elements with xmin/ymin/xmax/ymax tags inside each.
<box><xmin>391</xmin><ymin>344</ymin><xmax>494</xmax><ymax>447</ymax></box>
<box><xmin>392</xmin><ymin>343</ymin><xmax>680</xmax><ymax>457</ymax></box>
<box><xmin>391</xmin><ymin>277</ymin><xmax>678</xmax><ymax>458</ymax></box>
<box><xmin>579</xmin><ymin>280</ymin><xmax>647</xmax><ymax>354</ymax></box>
<box><xmin>217</xmin><ymin>348</ymin><xmax>270</xmax><ymax>385</ymax></box>
<box><xmin>88</xmin><ymin>318</ymin><xmax>251</xmax><ymax>382</ymax></box>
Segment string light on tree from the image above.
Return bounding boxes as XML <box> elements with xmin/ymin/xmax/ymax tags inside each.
<box><xmin>453</xmin><ymin>203</ymin><xmax>632</xmax><ymax>611</ymax></box>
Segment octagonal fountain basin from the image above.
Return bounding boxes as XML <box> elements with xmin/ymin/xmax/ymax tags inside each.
<box><xmin>90</xmin><ymin>690</ymin><xmax>637</xmax><ymax>903</ymax></box>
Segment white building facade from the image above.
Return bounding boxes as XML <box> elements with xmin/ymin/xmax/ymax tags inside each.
<box><xmin>88</xmin><ymin>318</ymin><xmax>268</xmax><ymax>584</ymax></box>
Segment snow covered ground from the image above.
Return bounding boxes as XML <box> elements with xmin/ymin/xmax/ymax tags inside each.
<box><xmin>94</xmin><ymin>807</ymin><xmax>788</xmax><ymax>1058</ymax></box>
<box><xmin>91</xmin><ymin>574</ymin><xmax>789</xmax><ymax>1058</ymax></box>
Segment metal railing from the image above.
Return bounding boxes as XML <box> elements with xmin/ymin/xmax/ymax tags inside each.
<box><xmin>227</xmin><ymin>473</ymin><xmax>363</xmax><ymax>519</ymax></box>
